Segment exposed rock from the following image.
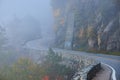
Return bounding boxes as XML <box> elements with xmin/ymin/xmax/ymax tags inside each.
<box><xmin>64</xmin><ymin>12</ymin><xmax>75</xmax><ymax>49</ymax></box>
<box><xmin>88</xmin><ymin>38</ymin><xmax>98</xmax><ymax>49</ymax></box>
<box><xmin>51</xmin><ymin>0</ymin><xmax>120</xmax><ymax>52</ymax></box>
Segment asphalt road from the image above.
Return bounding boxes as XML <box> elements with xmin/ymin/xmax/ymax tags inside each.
<box><xmin>54</xmin><ymin>49</ymin><xmax>120</xmax><ymax>80</ymax></box>
<box><xmin>27</xmin><ymin>39</ymin><xmax>120</xmax><ymax>80</ymax></box>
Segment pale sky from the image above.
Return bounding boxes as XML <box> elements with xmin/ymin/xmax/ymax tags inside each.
<box><xmin>0</xmin><ymin>0</ymin><xmax>53</xmax><ymax>26</ymax></box>
<box><xmin>0</xmin><ymin>0</ymin><xmax>54</xmax><ymax>47</ymax></box>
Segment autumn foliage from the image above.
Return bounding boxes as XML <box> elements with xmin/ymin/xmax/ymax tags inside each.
<box><xmin>0</xmin><ymin>49</ymin><xmax>75</xmax><ymax>80</ymax></box>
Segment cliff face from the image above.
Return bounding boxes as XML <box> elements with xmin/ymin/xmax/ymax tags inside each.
<box><xmin>51</xmin><ymin>0</ymin><xmax>120</xmax><ymax>51</ymax></box>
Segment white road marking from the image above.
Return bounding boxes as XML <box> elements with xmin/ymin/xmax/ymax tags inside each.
<box><xmin>102</xmin><ymin>63</ymin><xmax>117</xmax><ymax>80</ymax></box>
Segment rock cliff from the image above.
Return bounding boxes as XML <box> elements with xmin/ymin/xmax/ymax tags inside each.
<box><xmin>51</xmin><ymin>0</ymin><xmax>120</xmax><ymax>51</ymax></box>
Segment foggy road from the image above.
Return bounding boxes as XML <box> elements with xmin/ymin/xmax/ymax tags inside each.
<box><xmin>26</xmin><ymin>44</ymin><xmax>120</xmax><ymax>80</ymax></box>
<box><xmin>53</xmin><ymin>49</ymin><xmax>120</xmax><ymax>80</ymax></box>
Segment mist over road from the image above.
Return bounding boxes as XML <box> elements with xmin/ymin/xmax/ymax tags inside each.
<box><xmin>28</xmin><ymin>48</ymin><xmax>120</xmax><ymax>80</ymax></box>
<box><xmin>26</xmin><ymin>24</ymin><xmax>55</xmax><ymax>50</ymax></box>
<box><xmin>53</xmin><ymin>49</ymin><xmax>120</xmax><ymax>80</ymax></box>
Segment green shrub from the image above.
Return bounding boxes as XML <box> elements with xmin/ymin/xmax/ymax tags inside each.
<box><xmin>0</xmin><ymin>48</ymin><xmax>75</xmax><ymax>80</ymax></box>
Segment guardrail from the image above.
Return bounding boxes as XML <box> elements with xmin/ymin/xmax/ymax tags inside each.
<box><xmin>27</xmin><ymin>49</ymin><xmax>103</xmax><ymax>80</ymax></box>
<box><xmin>87</xmin><ymin>63</ymin><xmax>101</xmax><ymax>80</ymax></box>
<box><xmin>72</xmin><ymin>63</ymin><xmax>101</xmax><ymax>80</ymax></box>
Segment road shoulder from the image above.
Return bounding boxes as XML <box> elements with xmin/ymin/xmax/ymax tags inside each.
<box><xmin>92</xmin><ymin>64</ymin><xmax>112</xmax><ymax>80</ymax></box>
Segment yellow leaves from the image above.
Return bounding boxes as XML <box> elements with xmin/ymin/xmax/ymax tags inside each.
<box><xmin>12</xmin><ymin>57</ymin><xmax>37</xmax><ymax>73</ymax></box>
<box><xmin>53</xmin><ymin>18</ymin><xmax>65</xmax><ymax>32</ymax></box>
<box><xmin>17</xmin><ymin>57</ymin><xmax>24</xmax><ymax>64</ymax></box>
<box><xmin>12</xmin><ymin>64</ymin><xmax>20</xmax><ymax>73</ymax></box>
<box><xmin>54</xmin><ymin>9</ymin><xmax>60</xmax><ymax>17</ymax></box>
<box><xmin>27</xmin><ymin>63</ymin><xmax>37</xmax><ymax>71</ymax></box>
<box><xmin>17</xmin><ymin>57</ymin><xmax>33</xmax><ymax>65</ymax></box>
<box><xmin>1</xmin><ymin>57</ymin><xmax>45</xmax><ymax>80</ymax></box>
<box><xmin>28</xmin><ymin>75</ymin><xmax>33</xmax><ymax>79</ymax></box>
<box><xmin>53</xmin><ymin>16</ymin><xmax>65</xmax><ymax>33</ymax></box>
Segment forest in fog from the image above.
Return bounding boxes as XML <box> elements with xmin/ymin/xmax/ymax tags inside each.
<box><xmin>0</xmin><ymin>0</ymin><xmax>119</xmax><ymax>80</ymax></box>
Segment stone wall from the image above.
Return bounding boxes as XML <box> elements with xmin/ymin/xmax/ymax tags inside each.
<box><xmin>72</xmin><ymin>64</ymin><xmax>101</xmax><ymax>80</ymax></box>
<box><xmin>28</xmin><ymin>49</ymin><xmax>101</xmax><ymax>80</ymax></box>
<box><xmin>54</xmin><ymin>50</ymin><xmax>101</xmax><ymax>80</ymax></box>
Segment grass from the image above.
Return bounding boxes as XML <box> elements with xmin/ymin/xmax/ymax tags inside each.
<box><xmin>86</xmin><ymin>50</ymin><xmax>120</xmax><ymax>56</ymax></box>
<box><xmin>75</xmin><ymin>48</ymin><xmax>120</xmax><ymax>56</ymax></box>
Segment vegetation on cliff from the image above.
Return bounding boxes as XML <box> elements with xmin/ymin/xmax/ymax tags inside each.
<box><xmin>51</xmin><ymin>0</ymin><xmax>120</xmax><ymax>53</ymax></box>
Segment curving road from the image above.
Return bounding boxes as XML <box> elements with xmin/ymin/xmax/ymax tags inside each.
<box><xmin>53</xmin><ymin>49</ymin><xmax>120</xmax><ymax>80</ymax></box>
<box><xmin>26</xmin><ymin>38</ymin><xmax>120</xmax><ymax>80</ymax></box>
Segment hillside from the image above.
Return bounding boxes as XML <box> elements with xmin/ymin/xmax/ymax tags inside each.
<box><xmin>51</xmin><ymin>0</ymin><xmax>120</xmax><ymax>52</ymax></box>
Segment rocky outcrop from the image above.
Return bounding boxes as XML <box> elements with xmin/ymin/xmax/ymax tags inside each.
<box><xmin>51</xmin><ymin>0</ymin><xmax>120</xmax><ymax>52</ymax></box>
<box><xmin>64</xmin><ymin>12</ymin><xmax>75</xmax><ymax>49</ymax></box>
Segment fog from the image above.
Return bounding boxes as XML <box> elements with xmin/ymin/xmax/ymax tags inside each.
<box><xmin>0</xmin><ymin>0</ymin><xmax>54</xmax><ymax>49</ymax></box>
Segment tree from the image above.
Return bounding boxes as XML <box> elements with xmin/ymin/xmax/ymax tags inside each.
<box><xmin>0</xmin><ymin>49</ymin><xmax>75</xmax><ymax>80</ymax></box>
<box><xmin>46</xmin><ymin>48</ymin><xmax>62</xmax><ymax>64</ymax></box>
<box><xmin>6</xmin><ymin>16</ymin><xmax>41</xmax><ymax>46</ymax></box>
<box><xmin>41</xmin><ymin>48</ymin><xmax>75</xmax><ymax>80</ymax></box>
<box><xmin>0</xmin><ymin>57</ymin><xmax>43</xmax><ymax>80</ymax></box>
